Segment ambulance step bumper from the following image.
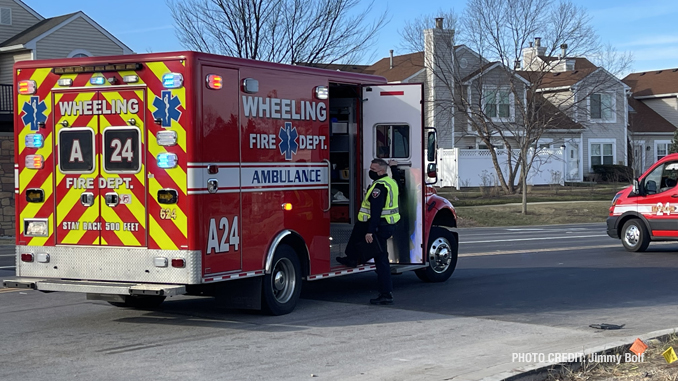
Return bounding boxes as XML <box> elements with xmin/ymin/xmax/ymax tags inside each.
<box><xmin>3</xmin><ymin>278</ymin><xmax>186</xmax><ymax>297</ymax></box>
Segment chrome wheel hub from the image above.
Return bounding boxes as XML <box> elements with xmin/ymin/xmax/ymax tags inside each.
<box><xmin>429</xmin><ymin>237</ymin><xmax>452</xmax><ymax>274</ymax></box>
<box><xmin>624</xmin><ymin>225</ymin><xmax>640</xmax><ymax>247</ymax></box>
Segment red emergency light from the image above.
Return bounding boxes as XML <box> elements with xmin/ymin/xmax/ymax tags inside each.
<box><xmin>206</xmin><ymin>74</ymin><xmax>222</xmax><ymax>89</ymax></box>
<box><xmin>18</xmin><ymin>80</ymin><xmax>36</xmax><ymax>95</ymax></box>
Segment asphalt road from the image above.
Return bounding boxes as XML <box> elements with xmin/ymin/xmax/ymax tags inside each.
<box><xmin>2</xmin><ymin>223</ymin><xmax>678</xmax><ymax>380</ymax></box>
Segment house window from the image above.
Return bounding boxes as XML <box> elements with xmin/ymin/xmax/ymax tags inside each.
<box><xmin>590</xmin><ymin>142</ymin><xmax>614</xmax><ymax>167</ymax></box>
<box><xmin>0</xmin><ymin>8</ymin><xmax>11</xmax><ymax>25</ymax></box>
<box><xmin>589</xmin><ymin>93</ymin><xmax>615</xmax><ymax>122</ymax></box>
<box><xmin>483</xmin><ymin>87</ymin><xmax>513</xmax><ymax>121</ymax></box>
<box><xmin>67</xmin><ymin>49</ymin><xmax>93</xmax><ymax>58</ymax></box>
<box><xmin>656</xmin><ymin>140</ymin><xmax>671</xmax><ymax>161</ymax></box>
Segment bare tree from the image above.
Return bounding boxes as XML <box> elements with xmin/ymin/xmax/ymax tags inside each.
<box><xmin>400</xmin><ymin>0</ymin><xmax>632</xmax><ymax>214</ymax></box>
<box><xmin>167</xmin><ymin>0</ymin><xmax>387</xmax><ymax>65</ymax></box>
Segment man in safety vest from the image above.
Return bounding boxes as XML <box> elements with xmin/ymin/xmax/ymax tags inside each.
<box><xmin>336</xmin><ymin>158</ymin><xmax>401</xmax><ymax>305</ymax></box>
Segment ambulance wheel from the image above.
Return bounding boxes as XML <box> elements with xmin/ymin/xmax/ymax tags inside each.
<box><xmin>108</xmin><ymin>295</ymin><xmax>166</xmax><ymax>309</ymax></box>
<box><xmin>415</xmin><ymin>227</ymin><xmax>458</xmax><ymax>283</ymax></box>
<box><xmin>262</xmin><ymin>244</ymin><xmax>302</xmax><ymax>315</ymax></box>
<box><xmin>621</xmin><ymin>219</ymin><xmax>650</xmax><ymax>252</ymax></box>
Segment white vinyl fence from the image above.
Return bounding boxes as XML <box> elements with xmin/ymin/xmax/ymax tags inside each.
<box><xmin>436</xmin><ymin>148</ymin><xmax>566</xmax><ymax>190</ymax></box>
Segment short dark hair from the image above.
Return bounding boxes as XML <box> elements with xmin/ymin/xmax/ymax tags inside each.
<box><xmin>371</xmin><ymin>158</ymin><xmax>388</xmax><ymax>169</ymax></box>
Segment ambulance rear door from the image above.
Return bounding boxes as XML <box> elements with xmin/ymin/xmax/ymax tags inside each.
<box><xmin>361</xmin><ymin>83</ymin><xmax>424</xmax><ymax>264</ymax></box>
<box><xmin>53</xmin><ymin>88</ymin><xmax>147</xmax><ymax>247</ymax></box>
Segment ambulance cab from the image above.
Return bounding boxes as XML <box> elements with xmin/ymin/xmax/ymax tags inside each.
<box><xmin>607</xmin><ymin>153</ymin><xmax>678</xmax><ymax>251</ymax></box>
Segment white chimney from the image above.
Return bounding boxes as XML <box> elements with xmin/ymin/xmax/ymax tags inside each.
<box><xmin>560</xmin><ymin>43</ymin><xmax>568</xmax><ymax>58</ymax></box>
<box><xmin>390</xmin><ymin>50</ymin><xmax>394</xmax><ymax>69</ymax></box>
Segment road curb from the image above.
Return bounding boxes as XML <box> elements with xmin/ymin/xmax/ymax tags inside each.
<box><xmin>481</xmin><ymin>327</ymin><xmax>678</xmax><ymax>381</ymax></box>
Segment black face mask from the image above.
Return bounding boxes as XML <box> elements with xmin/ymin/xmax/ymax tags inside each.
<box><xmin>369</xmin><ymin>170</ymin><xmax>380</xmax><ymax>180</ymax></box>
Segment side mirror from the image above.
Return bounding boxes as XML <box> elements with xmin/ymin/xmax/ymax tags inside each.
<box><xmin>427</xmin><ymin>131</ymin><xmax>437</xmax><ymax>162</ymax></box>
<box><xmin>632</xmin><ymin>178</ymin><xmax>640</xmax><ymax>194</ymax></box>
<box><xmin>427</xmin><ymin>163</ymin><xmax>437</xmax><ymax>179</ymax></box>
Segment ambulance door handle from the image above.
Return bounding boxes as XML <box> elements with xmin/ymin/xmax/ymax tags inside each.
<box><xmin>323</xmin><ymin>159</ymin><xmax>331</xmax><ymax>212</ymax></box>
<box><xmin>672</xmin><ymin>194</ymin><xmax>678</xmax><ymax>198</ymax></box>
<box><xmin>207</xmin><ymin>179</ymin><xmax>218</xmax><ymax>194</ymax></box>
<box><xmin>80</xmin><ymin>192</ymin><xmax>94</xmax><ymax>207</ymax></box>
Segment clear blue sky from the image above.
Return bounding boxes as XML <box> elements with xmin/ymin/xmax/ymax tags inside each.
<box><xmin>27</xmin><ymin>0</ymin><xmax>678</xmax><ymax>75</ymax></box>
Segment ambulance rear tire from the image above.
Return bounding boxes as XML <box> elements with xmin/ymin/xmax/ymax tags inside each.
<box><xmin>621</xmin><ymin>219</ymin><xmax>650</xmax><ymax>252</ymax></box>
<box><xmin>108</xmin><ymin>295</ymin><xmax>166</xmax><ymax>309</ymax></box>
<box><xmin>415</xmin><ymin>227</ymin><xmax>458</xmax><ymax>282</ymax></box>
<box><xmin>262</xmin><ymin>244</ymin><xmax>302</xmax><ymax>315</ymax></box>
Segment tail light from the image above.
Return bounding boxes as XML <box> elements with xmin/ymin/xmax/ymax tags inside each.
<box><xmin>171</xmin><ymin>258</ymin><xmax>185</xmax><ymax>268</ymax></box>
<box><xmin>21</xmin><ymin>253</ymin><xmax>34</xmax><ymax>262</ymax></box>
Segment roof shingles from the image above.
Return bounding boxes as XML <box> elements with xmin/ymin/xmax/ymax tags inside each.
<box><xmin>0</xmin><ymin>13</ymin><xmax>77</xmax><ymax>47</ymax></box>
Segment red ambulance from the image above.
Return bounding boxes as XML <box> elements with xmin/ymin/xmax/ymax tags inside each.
<box><xmin>608</xmin><ymin>153</ymin><xmax>678</xmax><ymax>252</ymax></box>
<box><xmin>4</xmin><ymin>52</ymin><xmax>458</xmax><ymax>314</ymax></box>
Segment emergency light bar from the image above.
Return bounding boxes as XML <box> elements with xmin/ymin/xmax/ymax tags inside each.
<box><xmin>90</xmin><ymin>76</ymin><xmax>106</xmax><ymax>85</ymax></box>
<box><xmin>157</xmin><ymin>153</ymin><xmax>178</xmax><ymax>169</ymax></box>
<box><xmin>206</xmin><ymin>74</ymin><xmax>222</xmax><ymax>89</ymax></box>
<box><xmin>162</xmin><ymin>73</ymin><xmax>184</xmax><ymax>89</ymax></box>
<box><xmin>18</xmin><ymin>80</ymin><xmax>36</xmax><ymax>95</ymax></box>
<box><xmin>25</xmin><ymin>134</ymin><xmax>44</xmax><ymax>148</ymax></box>
<box><xmin>123</xmin><ymin>75</ymin><xmax>139</xmax><ymax>83</ymax></box>
<box><xmin>25</xmin><ymin>155</ymin><xmax>44</xmax><ymax>169</ymax></box>
<box><xmin>52</xmin><ymin>63</ymin><xmax>142</xmax><ymax>74</ymax></box>
<box><xmin>315</xmin><ymin>86</ymin><xmax>329</xmax><ymax>100</ymax></box>
<box><xmin>156</xmin><ymin>131</ymin><xmax>177</xmax><ymax>146</ymax></box>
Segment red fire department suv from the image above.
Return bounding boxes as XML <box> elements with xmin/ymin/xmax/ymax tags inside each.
<box><xmin>608</xmin><ymin>153</ymin><xmax>678</xmax><ymax>251</ymax></box>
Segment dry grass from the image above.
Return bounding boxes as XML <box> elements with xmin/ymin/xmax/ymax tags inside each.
<box><xmin>455</xmin><ymin>201</ymin><xmax>611</xmax><ymax>227</ymax></box>
<box><xmin>544</xmin><ymin>335</ymin><xmax>678</xmax><ymax>381</ymax></box>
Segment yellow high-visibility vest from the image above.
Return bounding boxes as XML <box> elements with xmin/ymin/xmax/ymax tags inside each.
<box><xmin>357</xmin><ymin>177</ymin><xmax>400</xmax><ymax>224</ymax></box>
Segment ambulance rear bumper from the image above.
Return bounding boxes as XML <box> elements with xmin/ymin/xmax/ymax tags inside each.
<box><xmin>3</xmin><ymin>277</ymin><xmax>186</xmax><ymax>297</ymax></box>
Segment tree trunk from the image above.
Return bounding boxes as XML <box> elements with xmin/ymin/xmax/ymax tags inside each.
<box><xmin>521</xmin><ymin>158</ymin><xmax>528</xmax><ymax>214</ymax></box>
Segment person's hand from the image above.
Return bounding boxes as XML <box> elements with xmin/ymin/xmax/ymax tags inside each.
<box><xmin>389</xmin><ymin>160</ymin><xmax>398</xmax><ymax>167</ymax></box>
<box><xmin>365</xmin><ymin>233</ymin><xmax>373</xmax><ymax>243</ymax></box>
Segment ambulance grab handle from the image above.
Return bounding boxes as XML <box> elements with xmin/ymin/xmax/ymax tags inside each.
<box><xmin>323</xmin><ymin>159</ymin><xmax>331</xmax><ymax>212</ymax></box>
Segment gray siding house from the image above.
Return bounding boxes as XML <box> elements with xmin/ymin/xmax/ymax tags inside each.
<box><xmin>0</xmin><ymin>0</ymin><xmax>132</xmax><ymax>236</ymax></box>
<box><xmin>339</xmin><ymin>23</ymin><xmax>629</xmax><ymax>185</ymax></box>
<box><xmin>623</xmin><ymin>69</ymin><xmax>678</xmax><ymax>175</ymax></box>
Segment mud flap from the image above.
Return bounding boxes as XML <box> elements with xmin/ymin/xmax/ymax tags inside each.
<box><xmin>213</xmin><ymin>276</ymin><xmax>262</xmax><ymax>310</ymax></box>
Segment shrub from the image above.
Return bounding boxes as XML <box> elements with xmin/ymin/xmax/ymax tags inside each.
<box><xmin>591</xmin><ymin>165</ymin><xmax>633</xmax><ymax>182</ymax></box>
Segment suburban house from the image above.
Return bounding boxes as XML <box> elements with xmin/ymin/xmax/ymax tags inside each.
<box><xmin>327</xmin><ymin>21</ymin><xmax>630</xmax><ymax>187</ymax></box>
<box><xmin>0</xmin><ymin>0</ymin><xmax>133</xmax><ymax>236</ymax></box>
<box><xmin>623</xmin><ymin>69</ymin><xmax>678</xmax><ymax>174</ymax></box>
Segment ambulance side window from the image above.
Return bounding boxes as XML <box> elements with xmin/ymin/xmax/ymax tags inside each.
<box><xmin>375</xmin><ymin>124</ymin><xmax>409</xmax><ymax>159</ymax></box>
<box><xmin>59</xmin><ymin>128</ymin><xmax>96</xmax><ymax>173</ymax></box>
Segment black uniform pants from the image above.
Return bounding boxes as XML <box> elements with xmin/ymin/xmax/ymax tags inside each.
<box><xmin>345</xmin><ymin>220</ymin><xmax>396</xmax><ymax>294</ymax></box>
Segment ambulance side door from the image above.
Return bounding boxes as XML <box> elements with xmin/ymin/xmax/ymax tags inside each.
<box><xmin>361</xmin><ymin>83</ymin><xmax>424</xmax><ymax>264</ymax></box>
<box><xmin>199</xmin><ymin>66</ymin><xmax>242</xmax><ymax>275</ymax></box>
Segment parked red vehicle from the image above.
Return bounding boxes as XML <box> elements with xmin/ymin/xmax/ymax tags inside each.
<box><xmin>607</xmin><ymin>153</ymin><xmax>678</xmax><ymax>251</ymax></box>
<box><xmin>4</xmin><ymin>51</ymin><xmax>458</xmax><ymax>315</ymax></box>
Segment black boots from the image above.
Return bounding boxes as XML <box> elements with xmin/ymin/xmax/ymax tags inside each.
<box><xmin>336</xmin><ymin>256</ymin><xmax>358</xmax><ymax>268</ymax></box>
<box><xmin>370</xmin><ymin>293</ymin><xmax>393</xmax><ymax>305</ymax></box>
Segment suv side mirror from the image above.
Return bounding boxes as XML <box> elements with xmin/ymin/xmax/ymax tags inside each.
<box><xmin>632</xmin><ymin>178</ymin><xmax>640</xmax><ymax>194</ymax></box>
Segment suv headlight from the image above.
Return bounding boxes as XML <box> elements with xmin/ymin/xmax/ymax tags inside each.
<box><xmin>611</xmin><ymin>192</ymin><xmax>622</xmax><ymax>206</ymax></box>
<box><xmin>25</xmin><ymin>219</ymin><xmax>48</xmax><ymax>237</ymax></box>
